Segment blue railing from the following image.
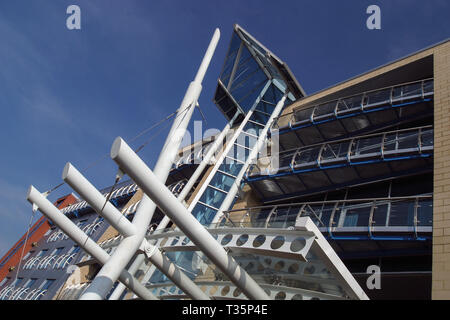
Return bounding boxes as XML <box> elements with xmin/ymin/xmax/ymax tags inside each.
<box><xmin>220</xmin><ymin>196</ymin><xmax>432</xmax><ymax>239</ymax></box>
<box><xmin>247</xmin><ymin>126</ymin><xmax>433</xmax><ymax>178</ymax></box>
<box><xmin>272</xmin><ymin>78</ymin><xmax>433</xmax><ymax>133</ymax></box>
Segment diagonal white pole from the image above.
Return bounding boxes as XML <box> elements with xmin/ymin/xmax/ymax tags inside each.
<box><xmin>156</xmin><ymin>111</ymin><xmax>240</xmax><ymax>230</ymax></box>
<box><xmin>110</xmin><ymin>137</ymin><xmax>270</xmax><ymax>300</ymax></box>
<box><xmin>63</xmin><ymin>163</ymin><xmax>209</xmax><ymax>300</ymax></box>
<box><xmin>26</xmin><ymin>185</ymin><xmax>157</xmax><ymax>300</ymax></box>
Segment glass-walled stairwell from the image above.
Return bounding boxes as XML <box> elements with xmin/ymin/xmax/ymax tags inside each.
<box><xmin>143</xmin><ymin>25</ymin><xmax>305</xmax><ymax>295</ymax></box>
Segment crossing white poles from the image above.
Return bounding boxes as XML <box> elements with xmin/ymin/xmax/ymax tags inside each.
<box><xmin>62</xmin><ymin>163</ymin><xmax>209</xmax><ymax>300</ymax></box>
<box><xmin>156</xmin><ymin>111</ymin><xmax>240</xmax><ymax>230</ymax></box>
<box><xmin>80</xmin><ymin>28</ymin><xmax>220</xmax><ymax>300</ymax></box>
<box><xmin>212</xmin><ymin>93</ymin><xmax>288</xmax><ymax>224</ymax></box>
<box><xmin>110</xmin><ymin>137</ymin><xmax>270</xmax><ymax>300</ymax></box>
<box><xmin>26</xmin><ymin>185</ymin><xmax>157</xmax><ymax>300</ymax></box>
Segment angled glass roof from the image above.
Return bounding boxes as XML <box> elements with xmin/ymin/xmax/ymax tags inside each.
<box><xmin>213</xmin><ymin>25</ymin><xmax>305</xmax><ymax>122</ymax></box>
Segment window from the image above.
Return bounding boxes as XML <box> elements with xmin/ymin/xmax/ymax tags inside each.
<box><xmin>68</xmin><ymin>246</ymin><xmax>80</xmax><ymax>255</ymax></box>
<box><xmin>11</xmin><ymin>278</ymin><xmax>23</xmax><ymax>287</ymax></box>
<box><xmin>52</xmin><ymin>247</ymin><xmax>64</xmax><ymax>256</ymax></box>
<box><xmin>23</xmin><ymin>278</ymin><xmax>37</xmax><ymax>289</ymax></box>
<box><xmin>38</xmin><ymin>249</ymin><xmax>49</xmax><ymax>257</ymax></box>
<box><xmin>76</xmin><ymin>219</ymin><xmax>88</xmax><ymax>229</ymax></box>
<box><xmin>40</xmin><ymin>279</ymin><xmax>55</xmax><ymax>291</ymax></box>
<box><xmin>22</xmin><ymin>250</ymin><xmax>35</xmax><ymax>260</ymax></box>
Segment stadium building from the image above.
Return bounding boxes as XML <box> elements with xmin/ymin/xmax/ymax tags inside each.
<box><xmin>0</xmin><ymin>25</ymin><xmax>449</xmax><ymax>300</ymax></box>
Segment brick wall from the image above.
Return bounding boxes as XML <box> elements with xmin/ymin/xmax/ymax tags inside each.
<box><xmin>432</xmin><ymin>41</ymin><xmax>450</xmax><ymax>299</ymax></box>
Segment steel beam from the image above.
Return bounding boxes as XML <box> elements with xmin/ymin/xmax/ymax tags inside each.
<box><xmin>62</xmin><ymin>163</ymin><xmax>209</xmax><ymax>300</ymax></box>
<box><xmin>26</xmin><ymin>185</ymin><xmax>157</xmax><ymax>300</ymax></box>
<box><xmin>110</xmin><ymin>137</ymin><xmax>270</xmax><ymax>300</ymax></box>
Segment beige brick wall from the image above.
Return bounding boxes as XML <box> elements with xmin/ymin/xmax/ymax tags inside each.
<box><xmin>432</xmin><ymin>41</ymin><xmax>450</xmax><ymax>300</ymax></box>
<box><xmin>282</xmin><ymin>46</ymin><xmax>438</xmax><ymax>115</ymax></box>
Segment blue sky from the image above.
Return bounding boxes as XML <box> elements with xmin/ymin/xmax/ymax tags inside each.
<box><xmin>0</xmin><ymin>0</ymin><xmax>448</xmax><ymax>257</ymax></box>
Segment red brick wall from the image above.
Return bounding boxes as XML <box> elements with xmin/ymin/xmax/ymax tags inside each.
<box><xmin>0</xmin><ymin>194</ymin><xmax>78</xmax><ymax>281</ymax></box>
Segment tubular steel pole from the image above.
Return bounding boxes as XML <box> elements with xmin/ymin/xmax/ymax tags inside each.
<box><xmin>26</xmin><ymin>185</ymin><xmax>157</xmax><ymax>300</ymax></box>
<box><xmin>110</xmin><ymin>137</ymin><xmax>270</xmax><ymax>300</ymax></box>
<box><xmin>62</xmin><ymin>163</ymin><xmax>209</xmax><ymax>300</ymax></box>
<box><xmin>156</xmin><ymin>111</ymin><xmax>240</xmax><ymax>230</ymax></box>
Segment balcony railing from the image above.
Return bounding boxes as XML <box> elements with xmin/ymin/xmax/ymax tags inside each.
<box><xmin>0</xmin><ymin>286</ymin><xmax>48</xmax><ymax>300</ymax></box>
<box><xmin>219</xmin><ymin>196</ymin><xmax>432</xmax><ymax>235</ymax></box>
<box><xmin>272</xmin><ymin>78</ymin><xmax>434</xmax><ymax>131</ymax></box>
<box><xmin>247</xmin><ymin>126</ymin><xmax>433</xmax><ymax>178</ymax></box>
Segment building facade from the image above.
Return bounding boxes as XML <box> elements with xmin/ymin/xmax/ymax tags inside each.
<box><xmin>1</xmin><ymin>25</ymin><xmax>449</xmax><ymax>300</ymax></box>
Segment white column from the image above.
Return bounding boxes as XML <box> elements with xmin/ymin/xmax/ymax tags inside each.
<box><xmin>26</xmin><ymin>185</ymin><xmax>157</xmax><ymax>300</ymax></box>
<box><xmin>63</xmin><ymin>162</ymin><xmax>209</xmax><ymax>300</ymax></box>
<box><xmin>110</xmin><ymin>137</ymin><xmax>270</xmax><ymax>300</ymax></box>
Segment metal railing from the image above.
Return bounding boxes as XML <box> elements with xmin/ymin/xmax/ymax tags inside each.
<box><xmin>272</xmin><ymin>78</ymin><xmax>434</xmax><ymax>131</ymax></box>
<box><xmin>219</xmin><ymin>195</ymin><xmax>432</xmax><ymax>232</ymax></box>
<box><xmin>247</xmin><ymin>126</ymin><xmax>433</xmax><ymax>177</ymax></box>
<box><xmin>0</xmin><ymin>285</ymin><xmax>48</xmax><ymax>300</ymax></box>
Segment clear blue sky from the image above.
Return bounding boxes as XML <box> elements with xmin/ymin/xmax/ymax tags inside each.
<box><xmin>0</xmin><ymin>0</ymin><xmax>448</xmax><ymax>257</ymax></box>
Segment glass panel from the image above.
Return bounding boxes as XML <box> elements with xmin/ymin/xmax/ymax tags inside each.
<box><xmin>251</xmin><ymin>110</ymin><xmax>270</xmax><ymax>125</ymax></box>
<box><xmin>388</xmin><ymin>201</ymin><xmax>415</xmax><ymax>226</ymax></box>
<box><xmin>279</xmin><ymin>151</ymin><xmax>295</xmax><ymax>168</ymax></box>
<box><xmin>252</xmin><ymin>208</ymin><xmax>272</xmax><ymax>227</ymax></box>
<box><xmin>255</xmin><ymin>100</ymin><xmax>274</xmax><ymax>114</ymax></box>
<box><xmin>227</xmin><ymin>143</ymin><xmax>250</xmax><ymax>162</ymax></box>
<box><xmin>199</xmin><ymin>187</ymin><xmax>227</xmax><ymax>209</ymax></box>
<box><xmin>243</xmin><ymin>121</ymin><xmax>264</xmax><ymax>136</ymax></box>
<box><xmin>301</xmin><ymin>205</ymin><xmax>323</xmax><ymax>227</ymax></box>
<box><xmin>313</xmin><ymin>101</ymin><xmax>336</xmax><ymax>118</ymax></box>
<box><xmin>421</xmin><ymin>129</ymin><xmax>434</xmax><ymax>147</ymax></box>
<box><xmin>353</xmin><ymin>136</ymin><xmax>382</xmax><ymax>155</ymax></box>
<box><xmin>192</xmin><ymin>203</ymin><xmax>218</xmax><ymax>226</ymax></box>
<box><xmin>268</xmin><ymin>207</ymin><xmax>289</xmax><ymax>228</ymax></box>
<box><xmin>209</xmin><ymin>172</ymin><xmax>235</xmax><ymax>193</ymax></box>
<box><xmin>293</xmin><ymin>146</ymin><xmax>321</xmax><ymax>166</ymax></box>
<box><xmin>423</xmin><ymin>79</ymin><xmax>434</xmax><ymax>94</ymax></box>
<box><xmin>235</xmin><ymin>79</ymin><xmax>267</xmax><ymax>112</ymax></box>
<box><xmin>219</xmin><ymin>162</ymin><xmax>244</xmax><ymax>177</ymax></box>
<box><xmin>392</xmin><ymin>82</ymin><xmax>422</xmax><ymax>100</ymax></box>
<box><xmin>321</xmin><ymin>142</ymin><xmax>350</xmax><ymax>160</ymax></box>
<box><xmin>342</xmin><ymin>205</ymin><xmax>371</xmax><ymax>227</ymax></box>
<box><xmin>319</xmin><ymin>205</ymin><xmax>334</xmax><ymax>228</ymax></box>
<box><xmin>237</xmin><ymin>132</ymin><xmax>258</xmax><ymax>149</ymax></box>
<box><xmin>337</xmin><ymin>95</ymin><xmax>363</xmax><ymax>113</ymax></box>
<box><xmin>293</xmin><ymin>107</ymin><xmax>314</xmax><ymax>123</ymax></box>
<box><xmin>417</xmin><ymin>199</ymin><xmax>433</xmax><ymax>226</ymax></box>
<box><xmin>220</xmin><ymin>32</ymin><xmax>242</xmax><ymax>87</ymax></box>
<box><xmin>397</xmin><ymin>131</ymin><xmax>419</xmax><ymax>149</ymax></box>
<box><xmin>365</xmin><ymin>88</ymin><xmax>391</xmax><ymax>106</ymax></box>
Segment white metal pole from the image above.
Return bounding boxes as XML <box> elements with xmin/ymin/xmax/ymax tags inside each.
<box><xmin>156</xmin><ymin>111</ymin><xmax>240</xmax><ymax>230</ymax></box>
<box><xmin>212</xmin><ymin>94</ymin><xmax>288</xmax><ymax>224</ymax></box>
<box><xmin>110</xmin><ymin>137</ymin><xmax>270</xmax><ymax>300</ymax></box>
<box><xmin>81</xmin><ymin>28</ymin><xmax>220</xmax><ymax>300</ymax></box>
<box><xmin>62</xmin><ymin>162</ymin><xmax>209</xmax><ymax>300</ymax></box>
<box><xmin>26</xmin><ymin>185</ymin><xmax>157</xmax><ymax>300</ymax></box>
